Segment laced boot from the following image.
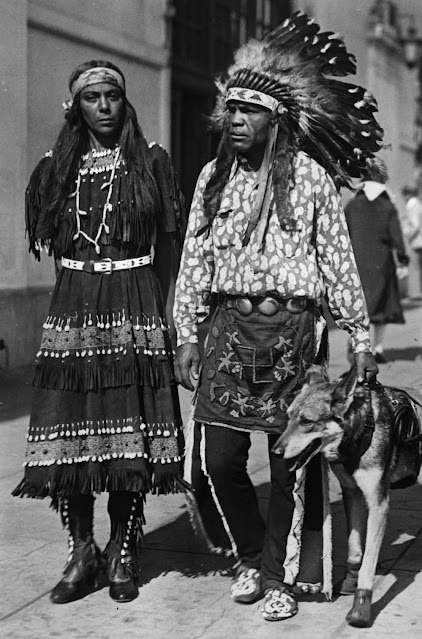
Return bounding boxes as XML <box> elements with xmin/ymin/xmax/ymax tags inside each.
<box><xmin>50</xmin><ymin>495</ymin><xmax>101</xmax><ymax>604</ymax></box>
<box><xmin>105</xmin><ymin>491</ymin><xmax>143</xmax><ymax>603</ymax></box>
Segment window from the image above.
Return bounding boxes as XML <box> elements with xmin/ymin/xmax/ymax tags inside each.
<box><xmin>171</xmin><ymin>0</ymin><xmax>292</xmax><ymax>203</ymax></box>
<box><xmin>173</xmin><ymin>0</ymin><xmax>292</xmax><ymax>77</ymax></box>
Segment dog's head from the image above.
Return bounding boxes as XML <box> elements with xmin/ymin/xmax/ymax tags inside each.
<box><xmin>273</xmin><ymin>366</ymin><xmax>359</xmax><ymax>470</ymax></box>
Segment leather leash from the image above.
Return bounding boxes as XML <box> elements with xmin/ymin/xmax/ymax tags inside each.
<box><xmin>357</xmin><ymin>382</ymin><xmax>376</xmax><ymax>458</ymax></box>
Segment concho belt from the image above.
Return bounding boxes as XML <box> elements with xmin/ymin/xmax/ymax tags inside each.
<box><xmin>218</xmin><ymin>294</ymin><xmax>308</xmax><ymax>316</ymax></box>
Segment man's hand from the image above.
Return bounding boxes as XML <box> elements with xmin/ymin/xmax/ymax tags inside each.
<box><xmin>354</xmin><ymin>351</ymin><xmax>379</xmax><ymax>383</ymax></box>
<box><xmin>174</xmin><ymin>343</ymin><xmax>200</xmax><ymax>391</ymax></box>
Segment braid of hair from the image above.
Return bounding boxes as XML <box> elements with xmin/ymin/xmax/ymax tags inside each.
<box><xmin>272</xmin><ymin>126</ymin><xmax>297</xmax><ymax>231</ymax></box>
<box><xmin>203</xmin><ymin>130</ymin><xmax>235</xmax><ymax>221</ymax></box>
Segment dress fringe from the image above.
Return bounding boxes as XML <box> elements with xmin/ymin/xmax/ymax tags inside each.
<box><xmin>12</xmin><ymin>460</ymin><xmax>184</xmax><ymax>500</ymax></box>
<box><xmin>33</xmin><ymin>356</ymin><xmax>174</xmax><ymax>391</ymax></box>
<box><xmin>25</xmin><ymin>156</ymin><xmax>51</xmax><ymax>259</ymax></box>
<box><xmin>57</xmin><ymin>201</ymin><xmax>155</xmax><ymax>255</ymax></box>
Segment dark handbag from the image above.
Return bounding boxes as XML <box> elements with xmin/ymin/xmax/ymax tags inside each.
<box><xmin>390</xmin><ymin>393</ymin><xmax>422</xmax><ymax>489</ymax></box>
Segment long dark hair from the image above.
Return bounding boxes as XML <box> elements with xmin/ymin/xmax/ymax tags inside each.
<box><xmin>41</xmin><ymin>60</ymin><xmax>160</xmax><ymax>229</ymax></box>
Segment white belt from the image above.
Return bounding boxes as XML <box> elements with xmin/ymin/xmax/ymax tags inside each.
<box><xmin>61</xmin><ymin>255</ymin><xmax>152</xmax><ymax>274</ymax></box>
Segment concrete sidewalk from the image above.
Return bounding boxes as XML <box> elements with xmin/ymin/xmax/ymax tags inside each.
<box><xmin>0</xmin><ymin>301</ymin><xmax>421</xmax><ymax>639</ymax></box>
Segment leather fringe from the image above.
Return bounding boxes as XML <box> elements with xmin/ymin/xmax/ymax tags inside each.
<box><xmin>183</xmin><ymin>484</ymin><xmax>233</xmax><ymax>557</ymax></box>
<box><xmin>33</xmin><ymin>356</ymin><xmax>174</xmax><ymax>392</ymax></box>
<box><xmin>321</xmin><ymin>456</ymin><xmax>333</xmax><ymax>600</ymax></box>
<box><xmin>25</xmin><ymin>145</ymin><xmax>187</xmax><ymax>260</ymax></box>
<box><xmin>12</xmin><ymin>461</ymin><xmax>183</xmax><ymax>500</ymax></box>
<box><xmin>56</xmin><ymin>200</ymin><xmax>155</xmax><ymax>255</ymax></box>
<box><xmin>25</xmin><ymin>157</ymin><xmax>51</xmax><ymax>259</ymax></box>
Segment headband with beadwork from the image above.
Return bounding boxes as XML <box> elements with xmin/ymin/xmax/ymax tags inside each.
<box><xmin>225</xmin><ymin>87</ymin><xmax>278</xmax><ymax>111</ymax></box>
<box><xmin>70</xmin><ymin>67</ymin><xmax>125</xmax><ymax>98</ymax></box>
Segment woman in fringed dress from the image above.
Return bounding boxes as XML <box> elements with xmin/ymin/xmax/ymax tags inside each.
<box><xmin>12</xmin><ymin>60</ymin><xmax>186</xmax><ymax>604</ymax></box>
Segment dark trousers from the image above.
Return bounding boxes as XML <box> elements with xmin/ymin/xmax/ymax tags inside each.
<box><xmin>190</xmin><ymin>422</ymin><xmax>322</xmax><ymax>588</ymax></box>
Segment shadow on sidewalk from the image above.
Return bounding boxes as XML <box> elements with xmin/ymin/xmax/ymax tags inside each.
<box><xmin>330</xmin><ymin>480</ymin><xmax>422</xmax><ymax>625</ymax></box>
<box><xmin>140</xmin><ymin>509</ymin><xmax>234</xmax><ymax>583</ymax></box>
<box><xmin>384</xmin><ymin>346</ymin><xmax>422</xmax><ymax>362</ymax></box>
<box><xmin>125</xmin><ymin>479</ymin><xmax>422</xmax><ymax>624</ymax></box>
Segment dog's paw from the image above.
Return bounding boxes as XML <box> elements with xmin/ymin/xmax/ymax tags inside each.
<box><xmin>346</xmin><ymin>589</ymin><xmax>373</xmax><ymax>628</ymax></box>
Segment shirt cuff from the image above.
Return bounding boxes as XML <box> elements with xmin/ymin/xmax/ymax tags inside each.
<box><xmin>176</xmin><ymin>324</ymin><xmax>198</xmax><ymax>347</ymax></box>
<box><xmin>351</xmin><ymin>330</ymin><xmax>372</xmax><ymax>353</ymax></box>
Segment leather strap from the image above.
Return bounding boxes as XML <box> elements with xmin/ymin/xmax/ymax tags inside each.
<box><xmin>358</xmin><ymin>384</ymin><xmax>375</xmax><ymax>457</ymax></box>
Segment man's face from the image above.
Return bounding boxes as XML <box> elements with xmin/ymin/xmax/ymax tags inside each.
<box><xmin>227</xmin><ymin>100</ymin><xmax>272</xmax><ymax>157</ymax></box>
<box><xmin>80</xmin><ymin>82</ymin><xmax>124</xmax><ymax>144</ymax></box>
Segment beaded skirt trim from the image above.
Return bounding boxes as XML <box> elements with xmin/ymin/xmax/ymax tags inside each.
<box><xmin>35</xmin><ymin>310</ymin><xmax>174</xmax><ymax>392</ymax></box>
<box><xmin>39</xmin><ymin>310</ymin><xmax>168</xmax><ymax>358</ymax></box>
<box><xmin>24</xmin><ymin>418</ymin><xmax>181</xmax><ymax>468</ymax></box>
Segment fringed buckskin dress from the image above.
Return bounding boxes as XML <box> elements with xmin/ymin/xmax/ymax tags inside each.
<box><xmin>13</xmin><ymin>143</ymin><xmax>186</xmax><ymax>504</ymax></box>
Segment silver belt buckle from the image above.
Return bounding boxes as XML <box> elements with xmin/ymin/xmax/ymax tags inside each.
<box><xmin>96</xmin><ymin>257</ymin><xmax>113</xmax><ymax>274</ymax></box>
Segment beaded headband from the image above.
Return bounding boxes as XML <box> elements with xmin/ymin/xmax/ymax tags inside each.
<box><xmin>70</xmin><ymin>67</ymin><xmax>125</xmax><ymax>98</ymax></box>
<box><xmin>225</xmin><ymin>87</ymin><xmax>278</xmax><ymax>111</ymax></box>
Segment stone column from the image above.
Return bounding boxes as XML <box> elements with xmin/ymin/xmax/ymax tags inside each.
<box><xmin>0</xmin><ymin>0</ymin><xmax>31</xmax><ymax>368</ymax></box>
<box><xmin>0</xmin><ymin>0</ymin><xmax>28</xmax><ymax>291</ymax></box>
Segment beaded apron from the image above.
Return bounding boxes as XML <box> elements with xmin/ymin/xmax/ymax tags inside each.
<box><xmin>194</xmin><ymin>302</ymin><xmax>322</xmax><ymax>433</ymax></box>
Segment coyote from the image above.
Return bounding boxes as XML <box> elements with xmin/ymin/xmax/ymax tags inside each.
<box><xmin>273</xmin><ymin>366</ymin><xmax>421</xmax><ymax>628</ymax></box>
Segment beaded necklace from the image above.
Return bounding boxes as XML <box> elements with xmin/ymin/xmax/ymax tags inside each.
<box><xmin>70</xmin><ymin>146</ymin><xmax>121</xmax><ymax>254</ymax></box>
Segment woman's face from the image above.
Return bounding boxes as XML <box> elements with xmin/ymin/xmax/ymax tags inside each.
<box><xmin>79</xmin><ymin>81</ymin><xmax>124</xmax><ymax>147</ymax></box>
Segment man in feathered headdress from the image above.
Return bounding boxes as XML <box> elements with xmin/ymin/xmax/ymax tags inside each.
<box><xmin>174</xmin><ymin>12</ymin><xmax>381</xmax><ymax>621</ymax></box>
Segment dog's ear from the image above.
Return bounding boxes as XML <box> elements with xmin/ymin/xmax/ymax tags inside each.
<box><xmin>331</xmin><ymin>367</ymin><xmax>358</xmax><ymax>417</ymax></box>
<box><xmin>305</xmin><ymin>364</ymin><xmax>329</xmax><ymax>386</ymax></box>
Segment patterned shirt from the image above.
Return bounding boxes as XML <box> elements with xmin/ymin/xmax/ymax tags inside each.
<box><xmin>174</xmin><ymin>151</ymin><xmax>371</xmax><ymax>352</ymax></box>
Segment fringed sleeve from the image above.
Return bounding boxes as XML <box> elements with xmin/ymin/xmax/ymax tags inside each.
<box><xmin>149</xmin><ymin>142</ymin><xmax>187</xmax><ymax>251</ymax></box>
<box><xmin>148</xmin><ymin>142</ymin><xmax>187</xmax><ymax>333</ymax></box>
<box><xmin>25</xmin><ymin>154</ymin><xmax>53</xmax><ymax>260</ymax></box>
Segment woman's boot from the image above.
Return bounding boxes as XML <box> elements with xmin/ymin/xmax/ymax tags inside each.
<box><xmin>50</xmin><ymin>494</ymin><xmax>101</xmax><ymax>604</ymax></box>
<box><xmin>105</xmin><ymin>491</ymin><xmax>143</xmax><ymax>603</ymax></box>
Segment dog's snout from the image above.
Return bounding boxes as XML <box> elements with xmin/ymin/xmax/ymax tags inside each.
<box><xmin>272</xmin><ymin>437</ymin><xmax>285</xmax><ymax>456</ymax></box>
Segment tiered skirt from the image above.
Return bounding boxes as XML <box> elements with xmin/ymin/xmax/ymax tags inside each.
<box><xmin>13</xmin><ymin>262</ymin><xmax>184</xmax><ymax>500</ymax></box>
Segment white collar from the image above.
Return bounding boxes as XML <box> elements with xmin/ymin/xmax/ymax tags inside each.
<box><xmin>359</xmin><ymin>181</ymin><xmax>394</xmax><ymax>202</ymax></box>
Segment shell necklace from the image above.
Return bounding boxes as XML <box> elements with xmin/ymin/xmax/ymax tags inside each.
<box><xmin>70</xmin><ymin>146</ymin><xmax>121</xmax><ymax>254</ymax></box>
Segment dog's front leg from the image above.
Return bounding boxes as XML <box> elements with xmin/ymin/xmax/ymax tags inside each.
<box><xmin>342</xmin><ymin>484</ymin><xmax>365</xmax><ymax>566</ymax></box>
<box><xmin>337</xmin><ymin>482</ymin><xmax>364</xmax><ymax>594</ymax></box>
<box><xmin>346</xmin><ymin>469</ymin><xmax>389</xmax><ymax>628</ymax></box>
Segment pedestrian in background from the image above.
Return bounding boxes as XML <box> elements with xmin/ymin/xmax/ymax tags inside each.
<box><xmin>402</xmin><ymin>185</ymin><xmax>422</xmax><ymax>293</ymax></box>
<box><xmin>174</xmin><ymin>12</ymin><xmax>379</xmax><ymax>622</ymax></box>
<box><xmin>13</xmin><ymin>60</ymin><xmax>186</xmax><ymax>604</ymax></box>
<box><xmin>345</xmin><ymin>176</ymin><xmax>409</xmax><ymax>364</ymax></box>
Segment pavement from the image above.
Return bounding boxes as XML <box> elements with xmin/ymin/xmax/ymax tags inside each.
<box><xmin>0</xmin><ymin>299</ymin><xmax>421</xmax><ymax>639</ymax></box>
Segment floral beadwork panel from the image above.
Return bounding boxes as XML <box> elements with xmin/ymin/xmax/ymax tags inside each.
<box><xmin>193</xmin><ymin>306</ymin><xmax>317</xmax><ymax>433</ymax></box>
<box><xmin>174</xmin><ymin>151</ymin><xmax>371</xmax><ymax>353</ymax></box>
